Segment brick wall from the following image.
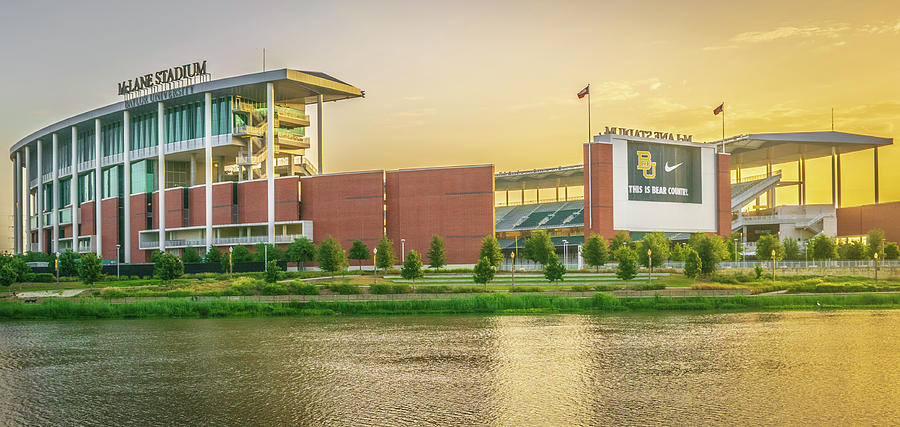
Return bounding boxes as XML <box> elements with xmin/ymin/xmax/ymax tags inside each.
<box><xmin>238</xmin><ymin>180</ymin><xmax>267</xmax><ymax>223</ymax></box>
<box><xmin>274</xmin><ymin>176</ymin><xmax>300</xmax><ymax>221</ymax></box>
<box><xmin>837</xmin><ymin>201</ymin><xmax>900</xmax><ymax>242</ymax></box>
<box><xmin>100</xmin><ymin>197</ymin><xmax>119</xmax><ymax>261</ymax></box>
<box><xmin>165</xmin><ymin>188</ymin><xmax>185</xmax><ymax>229</ymax></box>
<box><xmin>130</xmin><ymin>193</ymin><xmax>149</xmax><ymax>263</ymax></box>
<box><xmin>211</xmin><ymin>182</ymin><xmax>234</xmax><ymax>225</ymax></box>
<box><xmin>583</xmin><ymin>142</ymin><xmax>615</xmax><ymax>240</ymax></box>
<box><xmin>188</xmin><ymin>186</ymin><xmax>206</xmax><ymax>227</ymax></box>
<box><xmin>717</xmin><ymin>153</ymin><xmax>732</xmax><ymax>237</ymax></box>
<box><xmin>385</xmin><ymin>165</ymin><xmax>494</xmax><ymax>265</ymax></box>
<box><xmin>80</xmin><ymin>201</ymin><xmax>95</xmax><ymax>236</ymax></box>
<box><xmin>300</xmin><ymin>171</ymin><xmax>384</xmax><ymax>249</ymax></box>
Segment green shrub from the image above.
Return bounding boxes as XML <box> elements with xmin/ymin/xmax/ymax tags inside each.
<box><xmin>754</xmin><ymin>264</ymin><xmax>764</xmax><ymax>279</ymax></box>
<box><xmin>631</xmin><ymin>282</ymin><xmax>665</xmax><ymax>291</ymax></box>
<box><xmin>419</xmin><ymin>285</ymin><xmax>452</xmax><ymax>293</ymax></box>
<box><xmin>264</xmin><ymin>260</ymin><xmax>283</xmax><ymax>283</ymax></box>
<box><xmin>511</xmin><ymin>286</ymin><xmax>543</xmax><ymax>292</ymax></box>
<box><xmin>23</xmin><ymin>272</ymin><xmax>56</xmax><ymax>283</ymax></box>
<box><xmin>100</xmin><ymin>287</ymin><xmax>128</xmax><ymax>298</ymax></box>
<box><xmin>328</xmin><ymin>283</ymin><xmax>361</xmax><ymax>295</ymax></box>
<box><xmin>570</xmin><ymin>285</ymin><xmax>592</xmax><ymax>292</ymax></box>
<box><xmin>370</xmin><ymin>283</ymin><xmax>392</xmax><ymax>294</ymax></box>
<box><xmin>288</xmin><ymin>280</ymin><xmax>319</xmax><ymax>295</ymax></box>
<box><xmin>391</xmin><ymin>284</ymin><xmax>412</xmax><ymax>294</ymax></box>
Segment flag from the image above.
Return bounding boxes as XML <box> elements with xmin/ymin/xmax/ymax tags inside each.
<box><xmin>713</xmin><ymin>103</ymin><xmax>724</xmax><ymax>115</ymax></box>
<box><xmin>577</xmin><ymin>85</ymin><xmax>589</xmax><ymax>99</ymax></box>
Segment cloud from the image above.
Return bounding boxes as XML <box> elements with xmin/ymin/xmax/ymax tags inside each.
<box><xmin>861</xmin><ymin>20</ymin><xmax>900</xmax><ymax>34</ymax></box>
<box><xmin>730</xmin><ymin>24</ymin><xmax>849</xmax><ymax>43</ymax></box>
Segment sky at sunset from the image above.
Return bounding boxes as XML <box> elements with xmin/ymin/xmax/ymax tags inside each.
<box><xmin>1</xmin><ymin>0</ymin><xmax>899</xmax><ymax>249</ymax></box>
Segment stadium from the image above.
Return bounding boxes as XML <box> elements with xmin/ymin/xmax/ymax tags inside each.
<box><xmin>8</xmin><ymin>66</ymin><xmax>895</xmax><ymax>266</ymax></box>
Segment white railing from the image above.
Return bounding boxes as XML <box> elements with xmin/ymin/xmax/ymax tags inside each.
<box><xmin>77</xmin><ymin>160</ymin><xmax>94</xmax><ymax>173</ymax></box>
<box><xmin>719</xmin><ymin>260</ymin><xmax>900</xmax><ymax>269</ymax></box>
<box><xmin>101</xmin><ymin>153</ymin><xmax>124</xmax><ymax>167</ymax></box>
<box><xmin>234</xmin><ymin>125</ymin><xmax>264</xmax><ymax>137</ymax></box>
<box><xmin>29</xmin><ymin>178</ymin><xmax>38</xmax><ymax>188</ymax></box>
<box><xmin>275</xmin><ymin>131</ymin><xmax>308</xmax><ymax>146</ymax></box>
<box><xmin>76</xmin><ymin>236</ymin><xmax>94</xmax><ymax>253</ymax></box>
<box><xmin>59</xmin><ymin>165</ymin><xmax>72</xmax><ymax>177</ymax></box>
<box><xmin>130</xmin><ymin>146</ymin><xmax>159</xmax><ymax>161</ymax></box>
<box><xmin>276</xmin><ymin>107</ymin><xmax>309</xmax><ymax>123</ymax></box>
<box><xmin>166</xmin><ymin>138</ymin><xmax>204</xmax><ymax>154</ymax></box>
<box><xmin>42</xmin><ymin>172</ymin><xmax>53</xmax><ymax>183</ymax></box>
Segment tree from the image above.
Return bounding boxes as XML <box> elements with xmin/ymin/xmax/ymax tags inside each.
<box><xmin>683</xmin><ymin>247</ymin><xmax>702</xmax><ymax>279</ymax></box>
<box><xmin>689</xmin><ymin>233</ymin><xmax>728</xmax><ymax>276</ymax></box>
<box><xmin>253</xmin><ymin>243</ymin><xmax>283</xmax><ymax>262</ymax></box>
<box><xmin>755</xmin><ymin>235</ymin><xmax>785</xmax><ymax>261</ymax></box>
<box><xmin>181</xmin><ymin>247</ymin><xmax>202</xmax><ymax>263</ymax></box>
<box><xmin>669</xmin><ymin>244</ymin><xmax>686</xmax><ymax>262</ymax></box>
<box><xmin>810</xmin><ymin>234</ymin><xmax>836</xmax><ymax>260</ymax></box>
<box><xmin>523</xmin><ymin>230</ymin><xmax>554</xmax><ymax>266</ymax></box>
<box><xmin>153</xmin><ymin>251</ymin><xmax>184</xmax><ymax>282</ymax></box>
<box><xmin>867</xmin><ymin>229</ymin><xmax>886</xmax><ymax>258</ymax></box>
<box><xmin>427</xmin><ymin>235</ymin><xmax>447</xmax><ymax>269</ymax></box>
<box><xmin>0</xmin><ymin>264</ymin><xmax>16</xmax><ymax>288</ymax></box>
<box><xmin>615</xmin><ymin>247</ymin><xmax>638</xmax><ymax>281</ymax></box>
<box><xmin>264</xmin><ymin>260</ymin><xmax>282</xmax><ymax>283</ymax></box>
<box><xmin>783</xmin><ymin>238</ymin><xmax>801</xmax><ymax>261</ymax></box>
<box><xmin>637</xmin><ymin>232</ymin><xmax>670</xmax><ymax>269</ymax></box>
<box><xmin>473</xmin><ymin>256</ymin><xmax>495</xmax><ymax>288</ymax></box>
<box><xmin>348</xmin><ymin>240</ymin><xmax>370</xmax><ymax>270</ymax></box>
<box><xmin>58</xmin><ymin>249</ymin><xmax>80</xmax><ymax>277</ymax></box>
<box><xmin>375</xmin><ymin>236</ymin><xmax>397</xmax><ymax>270</ymax></box>
<box><xmin>479</xmin><ymin>235</ymin><xmax>504</xmax><ymax>268</ymax></box>
<box><xmin>78</xmin><ymin>252</ymin><xmax>103</xmax><ymax>285</ymax></box>
<box><xmin>544</xmin><ymin>252</ymin><xmax>566</xmax><ymax>283</ymax></box>
<box><xmin>582</xmin><ymin>234</ymin><xmax>609</xmax><ymax>271</ymax></box>
<box><xmin>725</xmin><ymin>232</ymin><xmax>743</xmax><ymax>262</ymax></box>
<box><xmin>838</xmin><ymin>240</ymin><xmax>869</xmax><ymax>260</ymax></box>
<box><xmin>231</xmin><ymin>245</ymin><xmax>253</xmax><ymax>263</ymax></box>
<box><xmin>0</xmin><ymin>255</ymin><xmax>30</xmax><ymax>287</ymax></box>
<box><xmin>204</xmin><ymin>246</ymin><xmax>223</xmax><ymax>264</ymax></box>
<box><xmin>317</xmin><ymin>237</ymin><xmax>347</xmax><ymax>278</ymax></box>
<box><xmin>884</xmin><ymin>242</ymin><xmax>900</xmax><ymax>260</ymax></box>
<box><xmin>609</xmin><ymin>231</ymin><xmax>632</xmax><ymax>255</ymax></box>
<box><xmin>401</xmin><ymin>250</ymin><xmax>424</xmax><ymax>289</ymax></box>
<box><xmin>285</xmin><ymin>237</ymin><xmax>316</xmax><ymax>271</ymax></box>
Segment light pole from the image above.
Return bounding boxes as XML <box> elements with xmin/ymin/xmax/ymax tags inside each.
<box><xmin>647</xmin><ymin>248</ymin><xmax>652</xmax><ymax>282</ymax></box>
<box><xmin>373</xmin><ymin>247</ymin><xmax>378</xmax><ymax>285</ymax></box>
<box><xmin>116</xmin><ymin>243</ymin><xmax>121</xmax><ymax>279</ymax></box>
<box><xmin>510</xmin><ymin>251</ymin><xmax>515</xmax><ymax>288</ymax></box>
<box><xmin>55</xmin><ymin>251</ymin><xmax>60</xmax><ymax>291</ymax></box>
<box><xmin>562</xmin><ymin>239</ymin><xmax>568</xmax><ymax>268</ymax></box>
<box><xmin>733</xmin><ymin>239</ymin><xmax>738</xmax><ymax>262</ymax></box>
<box><xmin>771</xmin><ymin>249</ymin><xmax>776</xmax><ymax>281</ymax></box>
<box><xmin>874</xmin><ymin>251</ymin><xmax>879</xmax><ymax>283</ymax></box>
<box><xmin>264</xmin><ymin>244</ymin><xmax>268</xmax><ymax>272</ymax></box>
<box><xmin>229</xmin><ymin>246</ymin><xmax>234</xmax><ymax>279</ymax></box>
<box><xmin>401</xmin><ymin>238</ymin><xmax>406</xmax><ymax>263</ymax></box>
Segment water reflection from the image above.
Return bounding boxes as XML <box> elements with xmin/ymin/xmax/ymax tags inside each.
<box><xmin>0</xmin><ymin>311</ymin><xmax>898</xmax><ymax>425</ymax></box>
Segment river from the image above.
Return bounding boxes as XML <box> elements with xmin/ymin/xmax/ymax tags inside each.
<box><xmin>1</xmin><ymin>310</ymin><xmax>898</xmax><ymax>425</ymax></box>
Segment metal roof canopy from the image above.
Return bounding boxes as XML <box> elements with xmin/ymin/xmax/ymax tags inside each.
<box><xmin>10</xmin><ymin>68</ymin><xmax>364</xmax><ymax>156</ymax></box>
<box><xmin>721</xmin><ymin>131</ymin><xmax>892</xmax><ymax>168</ymax></box>
<box><xmin>494</xmin><ymin>165</ymin><xmax>584</xmax><ymax>191</ymax></box>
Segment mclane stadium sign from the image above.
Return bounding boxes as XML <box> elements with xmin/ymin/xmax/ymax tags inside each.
<box><xmin>118</xmin><ymin>61</ymin><xmax>209</xmax><ymax>95</ymax></box>
<box><xmin>627</xmin><ymin>141</ymin><xmax>702</xmax><ymax>204</ymax></box>
<box><xmin>604</xmin><ymin>126</ymin><xmax>692</xmax><ymax>142</ymax></box>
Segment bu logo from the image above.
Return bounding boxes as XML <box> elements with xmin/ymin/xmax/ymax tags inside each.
<box><xmin>636</xmin><ymin>151</ymin><xmax>656</xmax><ymax>179</ymax></box>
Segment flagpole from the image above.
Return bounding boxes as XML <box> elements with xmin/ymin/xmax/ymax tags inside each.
<box><xmin>721</xmin><ymin>101</ymin><xmax>725</xmax><ymax>153</ymax></box>
<box><xmin>587</xmin><ymin>84</ymin><xmax>591</xmax><ymax>142</ymax></box>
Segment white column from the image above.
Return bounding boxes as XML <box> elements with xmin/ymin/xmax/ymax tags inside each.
<box><xmin>204</xmin><ymin>93</ymin><xmax>213</xmax><ymax>251</ymax></box>
<box><xmin>317</xmin><ymin>94</ymin><xmax>324</xmax><ymax>174</ymax></box>
<box><xmin>25</xmin><ymin>145</ymin><xmax>31</xmax><ymax>252</ymax></box>
<box><xmin>51</xmin><ymin>133</ymin><xmax>59</xmax><ymax>253</ymax></box>
<box><xmin>190</xmin><ymin>153</ymin><xmax>197</xmax><ymax>186</ymax></box>
<box><xmin>123</xmin><ymin>111</ymin><xmax>131</xmax><ymax>263</ymax></box>
<box><xmin>71</xmin><ymin>127</ymin><xmax>79</xmax><ymax>252</ymax></box>
<box><xmin>157</xmin><ymin>102</ymin><xmax>166</xmax><ymax>252</ymax></box>
<box><xmin>36</xmin><ymin>139</ymin><xmax>43</xmax><ymax>253</ymax></box>
<box><xmin>94</xmin><ymin>119</ymin><xmax>102</xmax><ymax>258</ymax></box>
<box><xmin>266</xmin><ymin>82</ymin><xmax>275</xmax><ymax>243</ymax></box>
<box><xmin>13</xmin><ymin>152</ymin><xmax>21</xmax><ymax>254</ymax></box>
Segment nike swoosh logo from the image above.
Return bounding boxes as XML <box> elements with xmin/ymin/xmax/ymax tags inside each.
<box><xmin>665</xmin><ymin>161</ymin><xmax>683</xmax><ymax>172</ymax></box>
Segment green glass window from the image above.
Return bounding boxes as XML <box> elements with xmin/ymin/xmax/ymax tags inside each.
<box><xmin>130</xmin><ymin>160</ymin><xmax>157</xmax><ymax>195</ymax></box>
<box><xmin>58</xmin><ymin>178</ymin><xmax>71</xmax><ymax>207</ymax></box>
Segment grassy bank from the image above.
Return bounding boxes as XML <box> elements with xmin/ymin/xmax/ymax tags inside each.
<box><xmin>2</xmin><ymin>292</ymin><xmax>899</xmax><ymax>321</ymax></box>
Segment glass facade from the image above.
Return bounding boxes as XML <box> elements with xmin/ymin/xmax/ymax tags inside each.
<box><xmin>102</xmin><ymin>165</ymin><xmax>124</xmax><ymax>199</ymax></box>
<box><xmin>77</xmin><ymin>171</ymin><xmax>95</xmax><ymax>204</ymax></box>
<box><xmin>76</xmin><ymin>129</ymin><xmax>95</xmax><ymax>163</ymax></box>
<box><xmin>130</xmin><ymin>159</ymin><xmax>157</xmax><ymax>195</ymax></box>
<box><xmin>101</xmin><ymin>122</ymin><xmax>124</xmax><ymax>156</ymax></box>
<box><xmin>129</xmin><ymin>112</ymin><xmax>158</xmax><ymax>150</ymax></box>
<box><xmin>58</xmin><ymin>178</ymin><xmax>71</xmax><ymax>207</ymax></box>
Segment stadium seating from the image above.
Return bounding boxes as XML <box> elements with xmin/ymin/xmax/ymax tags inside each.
<box><xmin>495</xmin><ymin>200</ymin><xmax>584</xmax><ymax>232</ymax></box>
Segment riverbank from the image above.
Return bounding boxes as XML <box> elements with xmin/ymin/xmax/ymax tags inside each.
<box><xmin>2</xmin><ymin>292</ymin><xmax>899</xmax><ymax>320</ymax></box>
